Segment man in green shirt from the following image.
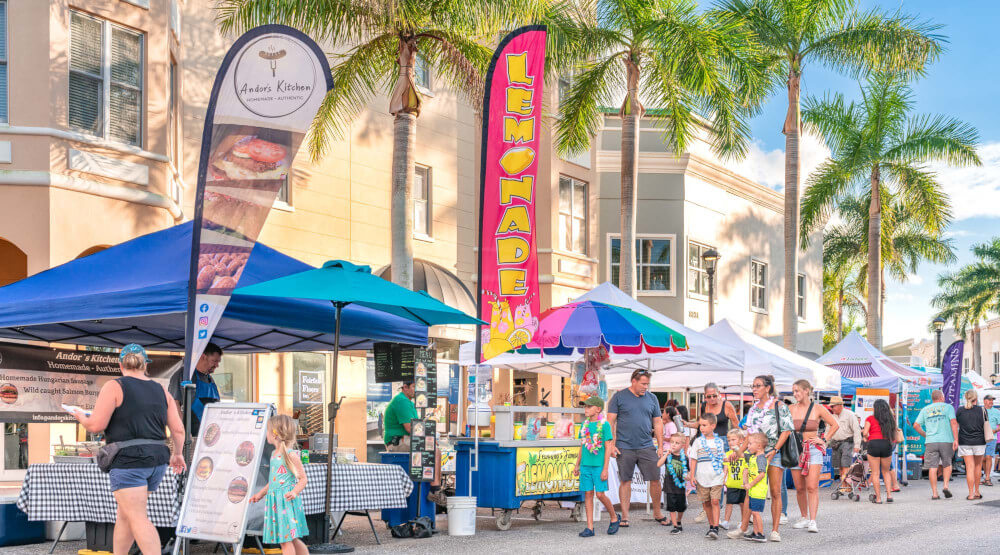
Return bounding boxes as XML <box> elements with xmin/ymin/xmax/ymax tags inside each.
<box><xmin>384</xmin><ymin>382</ymin><xmax>419</xmax><ymax>452</ymax></box>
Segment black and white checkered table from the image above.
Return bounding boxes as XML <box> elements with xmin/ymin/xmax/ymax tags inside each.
<box><xmin>16</xmin><ymin>462</ymin><xmax>413</xmax><ymax>527</ymax></box>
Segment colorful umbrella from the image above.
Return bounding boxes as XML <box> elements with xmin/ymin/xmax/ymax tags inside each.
<box><xmin>527</xmin><ymin>300</ymin><xmax>687</xmax><ymax>353</ymax></box>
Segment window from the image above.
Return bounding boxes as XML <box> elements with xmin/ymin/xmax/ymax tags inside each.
<box><xmin>964</xmin><ymin>358</ymin><xmax>970</xmax><ymax>372</ymax></box>
<box><xmin>610</xmin><ymin>235</ymin><xmax>673</xmax><ymax>293</ymax></box>
<box><xmin>796</xmin><ymin>273</ymin><xmax>806</xmax><ymax>318</ymax></box>
<box><xmin>168</xmin><ymin>57</ymin><xmax>178</xmax><ymax>163</ymax></box>
<box><xmin>276</xmin><ymin>172</ymin><xmax>291</xmax><ymax>205</ymax></box>
<box><xmin>750</xmin><ymin>259</ymin><xmax>767</xmax><ymax>312</ymax></box>
<box><xmin>558</xmin><ymin>75</ymin><xmax>571</xmax><ymax>102</ymax></box>
<box><xmin>687</xmin><ymin>242</ymin><xmax>714</xmax><ymax>297</ymax></box>
<box><xmin>69</xmin><ymin>11</ymin><xmax>144</xmax><ymax>146</ymax></box>
<box><xmin>414</xmin><ymin>54</ymin><xmax>430</xmax><ymax>90</ymax></box>
<box><xmin>0</xmin><ymin>1</ymin><xmax>8</xmax><ymax>123</ymax></box>
<box><xmin>413</xmin><ymin>165</ymin><xmax>431</xmax><ymax>236</ymax></box>
<box><xmin>993</xmin><ymin>351</ymin><xmax>999</xmax><ymax>374</ymax></box>
<box><xmin>558</xmin><ymin>176</ymin><xmax>587</xmax><ymax>253</ymax></box>
<box><xmin>214</xmin><ymin>354</ymin><xmax>253</xmax><ymax>403</ymax></box>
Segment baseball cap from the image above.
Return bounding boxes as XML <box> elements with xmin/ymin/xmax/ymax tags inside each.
<box><xmin>119</xmin><ymin>343</ymin><xmax>151</xmax><ymax>363</ymax></box>
<box><xmin>829</xmin><ymin>396</ymin><xmax>844</xmax><ymax>406</ymax></box>
<box><xmin>583</xmin><ymin>397</ymin><xmax>604</xmax><ymax>410</ymax></box>
<box><xmin>985</xmin><ymin>394</ymin><xmax>995</xmax><ymax>400</ymax></box>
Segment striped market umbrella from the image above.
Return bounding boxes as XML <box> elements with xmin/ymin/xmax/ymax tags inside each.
<box><xmin>526</xmin><ymin>300</ymin><xmax>687</xmax><ymax>354</ymax></box>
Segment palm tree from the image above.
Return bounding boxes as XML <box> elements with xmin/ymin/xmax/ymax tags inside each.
<box><xmin>217</xmin><ymin>0</ymin><xmax>539</xmax><ymax>290</ymax></box>
<box><xmin>822</xmin><ymin>255</ymin><xmax>865</xmax><ymax>350</ymax></box>
<box><xmin>717</xmin><ymin>0</ymin><xmax>944</xmax><ymax>351</ymax></box>
<box><xmin>800</xmin><ymin>76</ymin><xmax>979</xmax><ymax>348</ymax></box>
<box><xmin>554</xmin><ymin>0</ymin><xmax>767</xmax><ymax>297</ymax></box>
<box><xmin>933</xmin><ymin>239</ymin><xmax>1000</xmax><ymax>373</ymax></box>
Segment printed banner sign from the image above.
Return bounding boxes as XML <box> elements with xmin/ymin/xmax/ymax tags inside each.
<box><xmin>853</xmin><ymin>388</ymin><xmax>891</xmax><ymax>421</ymax></box>
<box><xmin>408</xmin><ymin>418</ymin><xmax>438</xmax><ymax>482</ymax></box>
<box><xmin>0</xmin><ymin>343</ymin><xmax>178</xmax><ymax>423</ymax></box>
<box><xmin>514</xmin><ymin>446</ymin><xmax>580</xmax><ymax>496</ymax></box>
<box><xmin>175</xmin><ymin>403</ymin><xmax>271</xmax><ymax>544</ymax></box>
<box><xmin>477</xmin><ymin>26</ymin><xmax>547</xmax><ymax>361</ymax></box>
<box><xmin>941</xmin><ymin>340</ymin><xmax>964</xmax><ymax>410</ymax></box>
<box><xmin>184</xmin><ymin>25</ymin><xmax>334</xmax><ymax>379</ymax></box>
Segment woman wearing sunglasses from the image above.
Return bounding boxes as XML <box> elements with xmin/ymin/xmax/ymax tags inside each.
<box><xmin>699</xmin><ymin>383</ymin><xmax>738</xmax><ymax>448</ymax></box>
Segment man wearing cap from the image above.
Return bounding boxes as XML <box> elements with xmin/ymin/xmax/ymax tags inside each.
<box><xmin>607</xmin><ymin>369</ymin><xmax>664</xmax><ymax>527</ymax></box>
<box><xmin>983</xmin><ymin>395</ymin><xmax>1000</xmax><ymax>485</ymax></box>
<box><xmin>914</xmin><ymin>389</ymin><xmax>959</xmax><ymax>499</ymax></box>
<box><xmin>168</xmin><ymin>342</ymin><xmax>222</xmax><ymax>437</ymax></box>
<box><xmin>826</xmin><ymin>396</ymin><xmax>862</xmax><ymax>491</ymax></box>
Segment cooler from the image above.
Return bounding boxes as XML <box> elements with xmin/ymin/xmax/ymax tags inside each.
<box><xmin>0</xmin><ymin>497</ymin><xmax>45</xmax><ymax>548</ymax></box>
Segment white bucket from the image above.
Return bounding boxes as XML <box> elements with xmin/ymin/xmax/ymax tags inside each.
<box><xmin>446</xmin><ymin>496</ymin><xmax>477</xmax><ymax>536</ymax></box>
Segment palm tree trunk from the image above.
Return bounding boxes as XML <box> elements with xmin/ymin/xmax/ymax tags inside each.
<box><xmin>837</xmin><ymin>289</ymin><xmax>844</xmax><ymax>341</ymax></box>
<box><xmin>782</xmin><ymin>68</ymin><xmax>802</xmax><ymax>350</ymax></box>
<box><xmin>618</xmin><ymin>57</ymin><xmax>642</xmax><ymax>298</ymax></box>
<box><xmin>867</xmin><ymin>166</ymin><xmax>882</xmax><ymax>349</ymax></box>
<box><xmin>388</xmin><ymin>39</ymin><xmax>422</xmax><ymax>290</ymax></box>
<box><xmin>974</xmin><ymin>323</ymin><xmax>983</xmax><ymax>374</ymax></box>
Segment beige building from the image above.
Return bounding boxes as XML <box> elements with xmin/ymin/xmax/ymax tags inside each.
<box><xmin>595</xmin><ymin>116</ymin><xmax>824</xmax><ymax>357</ymax></box>
<box><xmin>910</xmin><ymin>323</ymin><xmax>1000</xmax><ymax>383</ymax></box>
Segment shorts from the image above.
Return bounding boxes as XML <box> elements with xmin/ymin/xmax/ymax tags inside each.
<box><xmin>665</xmin><ymin>492</ymin><xmax>687</xmax><ymax>513</ymax></box>
<box><xmin>617</xmin><ymin>446</ymin><xmax>660</xmax><ymax>482</ymax></box>
<box><xmin>726</xmin><ymin>488</ymin><xmax>747</xmax><ymax>505</ymax></box>
<box><xmin>108</xmin><ymin>464</ymin><xmax>167</xmax><ymax>493</ymax></box>
<box><xmin>922</xmin><ymin>442</ymin><xmax>955</xmax><ymax>469</ymax></box>
<box><xmin>957</xmin><ymin>444</ymin><xmax>987</xmax><ymax>457</ymax></box>
<box><xmin>696</xmin><ymin>484</ymin><xmax>723</xmax><ymax>504</ymax></box>
<box><xmin>748</xmin><ymin>497</ymin><xmax>766</xmax><ymax>513</ymax></box>
<box><xmin>386</xmin><ymin>435</ymin><xmax>411</xmax><ymax>452</ymax></box>
<box><xmin>867</xmin><ymin>439</ymin><xmax>892</xmax><ymax>458</ymax></box>
<box><xmin>770</xmin><ymin>451</ymin><xmax>785</xmax><ymax>469</ymax></box>
<box><xmin>986</xmin><ymin>440</ymin><xmax>997</xmax><ymax>457</ymax></box>
<box><xmin>803</xmin><ymin>444</ymin><xmax>825</xmax><ymax>465</ymax></box>
<box><xmin>829</xmin><ymin>440</ymin><xmax>855</xmax><ymax>468</ymax></box>
<box><xmin>579</xmin><ymin>465</ymin><xmax>608</xmax><ymax>493</ymax></box>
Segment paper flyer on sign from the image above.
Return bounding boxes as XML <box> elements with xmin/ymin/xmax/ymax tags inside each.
<box><xmin>175</xmin><ymin>404</ymin><xmax>270</xmax><ymax>544</ymax></box>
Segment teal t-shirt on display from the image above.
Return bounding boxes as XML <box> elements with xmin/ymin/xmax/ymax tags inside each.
<box><xmin>915</xmin><ymin>402</ymin><xmax>957</xmax><ymax>444</ymax></box>
<box><xmin>580</xmin><ymin>420</ymin><xmax>613</xmax><ymax>467</ymax></box>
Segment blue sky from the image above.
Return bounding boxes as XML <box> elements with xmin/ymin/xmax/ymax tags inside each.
<box><xmin>742</xmin><ymin>1</ymin><xmax>1000</xmax><ymax>346</ymax></box>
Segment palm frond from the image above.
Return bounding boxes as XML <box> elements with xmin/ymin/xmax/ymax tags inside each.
<box><xmin>554</xmin><ymin>54</ymin><xmax>626</xmax><ymax>156</ymax></box>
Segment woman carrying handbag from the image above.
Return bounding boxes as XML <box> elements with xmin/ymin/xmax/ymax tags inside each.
<box><xmin>743</xmin><ymin>375</ymin><xmax>793</xmax><ymax>542</ymax></box>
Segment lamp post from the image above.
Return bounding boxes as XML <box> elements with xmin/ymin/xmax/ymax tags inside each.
<box><xmin>933</xmin><ymin>316</ymin><xmax>946</xmax><ymax>368</ymax></box>
<box><xmin>702</xmin><ymin>248</ymin><xmax>720</xmax><ymax>325</ymax></box>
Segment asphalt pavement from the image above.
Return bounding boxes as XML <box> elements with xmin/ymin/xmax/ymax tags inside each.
<box><xmin>5</xmin><ymin>476</ymin><xmax>999</xmax><ymax>554</ymax></box>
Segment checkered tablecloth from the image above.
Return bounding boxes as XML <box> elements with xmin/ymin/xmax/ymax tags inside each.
<box><xmin>301</xmin><ymin>463</ymin><xmax>413</xmax><ymax>514</ymax></box>
<box><xmin>15</xmin><ymin>463</ymin><xmax>182</xmax><ymax>526</ymax></box>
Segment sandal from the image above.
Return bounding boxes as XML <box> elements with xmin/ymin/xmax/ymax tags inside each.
<box><xmin>655</xmin><ymin>516</ymin><xmax>670</xmax><ymax>526</ymax></box>
<box><xmin>619</xmin><ymin>519</ymin><xmax>630</xmax><ymax>528</ymax></box>
<box><xmin>886</xmin><ymin>497</ymin><xmax>893</xmax><ymax>503</ymax></box>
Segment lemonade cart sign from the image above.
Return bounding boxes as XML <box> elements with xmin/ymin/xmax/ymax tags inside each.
<box><xmin>515</xmin><ymin>446</ymin><xmax>579</xmax><ymax>496</ymax></box>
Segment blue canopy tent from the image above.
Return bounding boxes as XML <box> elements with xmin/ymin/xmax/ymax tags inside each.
<box><xmin>0</xmin><ymin>222</ymin><xmax>427</xmax><ymax>351</ymax></box>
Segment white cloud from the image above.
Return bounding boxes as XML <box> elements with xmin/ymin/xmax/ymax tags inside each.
<box><xmin>887</xmin><ymin>292</ymin><xmax>914</xmax><ymax>302</ymax></box>
<box><xmin>726</xmin><ymin>132</ymin><xmax>831</xmax><ymax>192</ymax></box>
<box><xmin>906</xmin><ymin>274</ymin><xmax>924</xmax><ymax>286</ymax></box>
<box><xmin>930</xmin><ymin>142</ymin><xmax>1000</xmax><ymax>221</ymax></box>
<box><xmin>942</xmin><ymin>229</ymin><xmax>973</xmax><ymax>238</ymax></box>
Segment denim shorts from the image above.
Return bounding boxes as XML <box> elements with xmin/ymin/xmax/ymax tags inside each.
<box><xmin>770</xmin><ymin>451</ymin><xmax>785</xmax><ymax>469</ymax></box>
<box><xmin>748</xmin><ymin>497</ymin><xmax>766</xmax><ymax>513</ymax></box>
<box><xmin>805</xmin><ymin>444</ymin><xmax>825</xmax><ymax>465</ymax></box>
<box><xmin>986</xmin><ymin>440</ymin><xmax>997</xmax><ymax>457</ymax></box>
<box><xmin>108</xmin><ymin>464</ymin><xmax>167</xmax><ymax>492</ymax></box>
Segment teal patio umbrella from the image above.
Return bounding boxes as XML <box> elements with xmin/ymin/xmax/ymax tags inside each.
<box><xmin>235</xmin><ymin>260</ymin><xmax>482</xmax><ymax>545</ymax></box>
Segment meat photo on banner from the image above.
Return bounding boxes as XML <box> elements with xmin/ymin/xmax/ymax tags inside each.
<box><xmin>184</xmin><ymin>25</ymin><xmax>333</xmax><ymax>377</ymax></box>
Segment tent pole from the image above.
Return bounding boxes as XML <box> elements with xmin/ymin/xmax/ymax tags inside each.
<box><xmin>312</xmin><ymin>301</ymin><xmax>353</xmax><ymax>554</ymax></box>
<box><xmin>739</xmin><ymin>370</ymin><xmax>744</xmax><ymax>420</ymax></box>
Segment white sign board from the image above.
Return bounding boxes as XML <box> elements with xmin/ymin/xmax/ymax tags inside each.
<box><xmin>853</xmin><ymin>388</ymin><xmax>891</xmax><ymax>422</ymax></box>
<box><xmin>175</xmin><ymin>403</ymin><xmax>271</xmax><ymax>548</ymax></box>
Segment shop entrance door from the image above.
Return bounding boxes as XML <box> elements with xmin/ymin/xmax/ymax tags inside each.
<box><xmin>0</xmin><ymin>423</ymin><xmax>28</xmax><ymax>480</ymax></box>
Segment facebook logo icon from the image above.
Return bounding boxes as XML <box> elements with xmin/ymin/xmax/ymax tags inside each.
<box><xmin>198</xmin><ymin>330</ymin><xmax>208</xmax><ymax>339</ymax></box>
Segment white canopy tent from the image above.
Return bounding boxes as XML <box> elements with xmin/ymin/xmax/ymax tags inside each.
<box><xmin>606</xmin><ymin>318</ymin><xmax>841</xmax><ymax>392</ymax></box>
<box><xmin>458</xmin><ymin>282</ymin><xmax>744</xmax><ymax>377</ymax></box>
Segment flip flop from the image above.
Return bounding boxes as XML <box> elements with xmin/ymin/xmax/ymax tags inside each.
<box><xmin>931</xmin><ymin>495</ymin><xmax>940</xmax><ymax>500</ymax></box>
<box><xmin>974</xmin><ymin>494</ymin><xmax>983</xmax><ymax>499</ymax></box>
<box><xmin>943</xmin><ymin>489</ymin><xmax>953</xmax><ymax>499</ymax></box>
<box><xmin>619</xmin><ymin>519</ymin><xmax>630</xmax><ymax>528</ymax></box>
<box><xmin>886</xmin><ymin>497</ymin><xmax>894</xmax><ymax>503</ymax></box>
<box><xmin>655</xmin><ymin>517</ymin><xmax>670</xmax><ymax>526</ymax></box>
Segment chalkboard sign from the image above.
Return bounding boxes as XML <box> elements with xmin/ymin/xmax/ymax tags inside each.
<box><xmin>413</xmin><ymin>348</ymin><xmax>437</xmax><ymax>409</ymax></box>
<box><xmin>408</xmin><ymin>418</ymin><xmax>438</xmax><ymax>482</ymax></box>
<box><xmin>373</xmin><ymin>342</ymin><xmax>402</xmax><ymax>383</ymax></box>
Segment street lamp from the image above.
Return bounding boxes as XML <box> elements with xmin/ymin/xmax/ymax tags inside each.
<box><xmin>933</xmin><ymin>316</ymin><xmax>946</xmax><ymax>368</ymax></box>
<box><xmin>702</xmin><ymin>248</ymin><xmax>720</xmax><ymax>325</ymax></box>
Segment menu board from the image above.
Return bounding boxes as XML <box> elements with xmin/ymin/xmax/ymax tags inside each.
<box><xmin>175</xmin><ymin>403</ymin><xmax>271</xmax><ymax>545</ymax></box>
<box><xmin>374</xmin><ymin>343</ymin><xmax>435</xmax><ymax>385</ymax></box>
<box><xmin>373</xmin><ymin>342</ymin><xmax>399</xmax><ymax>383</ymax></box>
<box><xmin>413</xmin><ymin>348</ymin><xmax>437</xmax><ymax>409</ymax></box>
<box><xmin>408</xmin><ymin>418</ymin><xmax>438</xmax><ymax>482</ymax></box>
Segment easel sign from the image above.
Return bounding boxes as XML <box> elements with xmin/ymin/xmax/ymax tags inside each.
<box><xmin>174</xmin><ymin>403</ymin><xmax>272</xmax><ymax>554</ymax></box>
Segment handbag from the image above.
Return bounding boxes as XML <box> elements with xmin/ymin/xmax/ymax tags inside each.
<box><xmin>95</xmin><ymin>439</ymin><xmax>165</xmax><ymax>472</ymax></box>
<box><xmin>773</xmin><ymin>402</ymin><xmax>800</xmax><ymax>468</ymax></box>
<box><xmin>793</xmin><ymin>402</ymin><xmax>815</xmax><ymax>454</ymax></box>
<box><xmin>985</xmin><ymin>408</ymin><xmax>996</xmax><ymax>442</ymax></box>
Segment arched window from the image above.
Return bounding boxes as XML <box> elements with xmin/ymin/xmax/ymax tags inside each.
<box><xmin>0</xmin><ymin>237</ymin><xmax>26</xmax><ymax>286</ymax></box>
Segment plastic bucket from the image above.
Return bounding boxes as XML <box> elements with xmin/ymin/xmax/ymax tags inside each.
<box><xmin>446</xmin><ymin>496</ymin><xmax>477</xmax><ymax>536</ymax></box>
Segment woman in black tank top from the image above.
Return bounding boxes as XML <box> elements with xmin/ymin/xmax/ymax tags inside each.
<box><xmin>72</xmin><ymin>344</ymin><xmax>186</xmax><ymax>555</ymax></box>
<box><xmin>698</xmin><ymin>382</ymin><xmax>738</xmax><ymax>445</ymax></box>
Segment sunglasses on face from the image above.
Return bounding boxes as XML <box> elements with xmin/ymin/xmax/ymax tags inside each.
<box><xmin>705</xmin><ymin>394</ymin><xmax>719</xmax><ymax>399</ymax></box>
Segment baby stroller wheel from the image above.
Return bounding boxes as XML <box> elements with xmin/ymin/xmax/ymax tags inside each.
<box><xmin>831</xmin><ymin>491</ymin><xmax>840</xmax><ymax>500</ymax></box>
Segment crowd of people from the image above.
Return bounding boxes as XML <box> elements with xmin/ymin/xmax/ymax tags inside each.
<box><xmin>574</xmin><ymin>368</ymin><xmax>1000</xmax><ymax>542</ymax></box>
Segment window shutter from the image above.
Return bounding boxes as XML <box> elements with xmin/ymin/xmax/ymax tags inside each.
<box><xmin>69</xmin><ymin>13</ymin><xmax>102</xmax><ymax>134</ymax></box>
<box><xmin>110</xmin><ymin>28</ymin><xmax>142</xmax><ymax>145</ymax></box>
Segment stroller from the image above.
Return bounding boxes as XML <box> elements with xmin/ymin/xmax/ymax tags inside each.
<box><xmin>831</xmin><ymin>447</ymin><xmax>869</xmax><ymax>502</ymax></box>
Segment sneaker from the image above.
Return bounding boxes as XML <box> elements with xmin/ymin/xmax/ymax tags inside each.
<box><xmin>670</xmin><ymin>526</ymin><xmax>682</xmax><ymax>535</ymax></box>
<box><xmin>426</xmin><ymin>489</ymin><xmax>448</xmax><ymax>506</ymax></box>
<box><xmin>792</xmin><ymin>518</ymin><xmax>810</xmax><ymax>529</ymax></box>
<box><xmin>695</xmin><ymin>510</ymin><xmax>707</xmax><ymax>523</ymax></box>
<box><xmin>753</xmin><ymin>532</ymin><xmax>768</xmax><ymax>543</ymax></box>
<box><xmin>769</xmin><ymin>530</ymin><xmax>781</xmax><ymax>542</ymax></box>
<box><xmin>779</xmin><ymin>514</ymin><xmax>789</xmax><ymax>524</ymax></box>
<box><xmin>727</xmin><ymin>529</ymin><xmax>744</xmax><ymax>540</ymax></box>
<box><xmin>579</xmin><ymin>528</ymin><xmax>595</xmax><ymax>538</ymax></box>
<box><xmin>707</xmin><ymin>527</ymin><xmax>719</xmax><ymax>540</ymax></box>
<box><xmin>743</xmin><ymin>531</ymin><xmax>754</xmax><ymax>541</ymax></box>
<box><xmin>719</xmin><ymin>520</ymin><xmax>729</xmax><ymax>530</ymax></box>
<box><xmin>807</xmin><ymin>520</ymin><xmax>818</xmax><ymax>533</ymax></box>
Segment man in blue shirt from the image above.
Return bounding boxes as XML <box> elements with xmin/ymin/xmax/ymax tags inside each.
<box><xmin>169</xmin><ymin>342</ymin><xmax>223</xmax><ymax>437</ymax></box>
<box><xmin>983</xmin><ymin>395</ymin><xmax>1000</xmax><ymax>485</ymax></box>
<box><xmin>914</xmin><ymin>389</ymin><xmax>959</xmax><ymax>499</ymax></box>
<box><xmin>607</xmin><ymin>369</ymin><xmax>664</xmax><ymax>527</ymax></box>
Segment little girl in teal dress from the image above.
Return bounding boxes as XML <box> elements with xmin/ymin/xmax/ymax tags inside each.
<box><xmin>250</xmin><ymin>414</ymin><xmax>309</xmax><ymax>554</ymax></box>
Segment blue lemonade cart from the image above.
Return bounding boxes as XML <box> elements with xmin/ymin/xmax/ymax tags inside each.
<box><xmin>454</xmin><ymin>405</ymin><xmax>586</xmax><ymax>530</ymax></box>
